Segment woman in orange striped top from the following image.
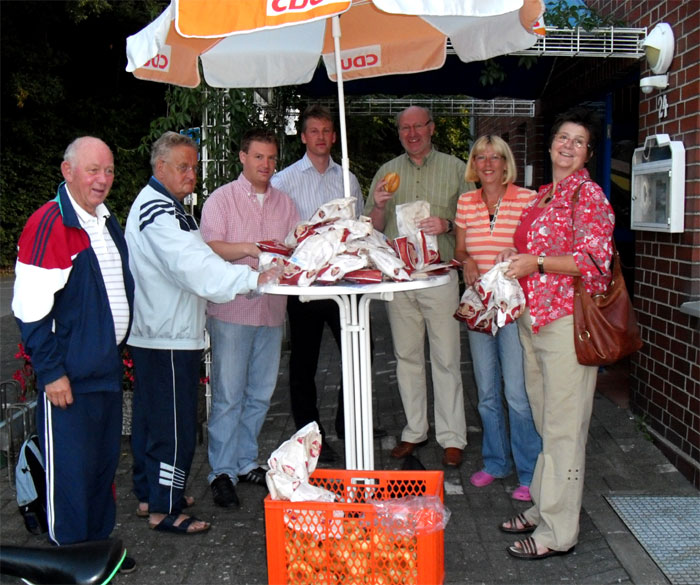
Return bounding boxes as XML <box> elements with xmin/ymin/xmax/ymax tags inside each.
<box><xmin>454</xmin><ymin>136</ymin><xmax>541</xmax><ymax>502</ymax></box>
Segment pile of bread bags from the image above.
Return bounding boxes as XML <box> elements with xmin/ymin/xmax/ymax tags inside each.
<box><xmin>454</xmin><ymin>262</ymin><xmax>526</xmax><ymax>335</ymax></box>
<box><xmin>257</xmin><ymin>198</ymin><xmax>455</xmax><ymax>286</ymax></box>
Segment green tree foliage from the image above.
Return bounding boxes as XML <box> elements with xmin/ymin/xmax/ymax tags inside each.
<box><xmin>544</xmin><ymin>0</ymin><xmax>625</xmax><ymax>29</ymax></box>
<box><xmin>0</xmin><ymin>0</ymin><xmax>167</xmax><ymax>267</ymax></box>
<box><xmin>140</xmin><ymin>85</ymin><xmax>298</xmax><ymax>204</ymax></box>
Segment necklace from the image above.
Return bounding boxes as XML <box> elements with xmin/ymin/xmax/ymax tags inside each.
<box><xmin>487</xmin><ymin>191</ymin><xmax>505</xmax><ymax>233</ymax></box>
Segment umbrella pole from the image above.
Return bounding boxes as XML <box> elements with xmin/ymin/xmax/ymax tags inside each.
<box><xmin>332</xmin><ymin>16</ymin><xmax>352</xmax><ymax>201</ymax></box>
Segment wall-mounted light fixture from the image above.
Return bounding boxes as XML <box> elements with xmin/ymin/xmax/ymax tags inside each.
<box><xmin>639</xmin><ymin>23</ymin><xmax>674</xmax><ymax>94</ymax></box>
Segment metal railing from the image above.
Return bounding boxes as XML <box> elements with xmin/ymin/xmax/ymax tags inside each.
<box><xmin>503</xmin><ymin>26</ymin><xmax>646</xmax><ymax>59</ymax></box>
<box><xmin>331</xmin><ymin>97</ymin><xmax>536</xmax><ymax>117</ymax></box>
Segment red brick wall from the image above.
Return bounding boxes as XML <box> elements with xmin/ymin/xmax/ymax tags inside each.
<box><xmin>587</xmin><ymin>1</ymin><xmax>700</xmax><ymax>486</ymax></box>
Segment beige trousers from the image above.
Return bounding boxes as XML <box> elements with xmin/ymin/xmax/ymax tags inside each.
<box><xmin>385</xmin><ymin>272</ymin><xmax>467</xmax><ymax>449</ymax></box>
<box><xmin>517</xmin><ymin>309</ymin><xmax>598</xmax><ymax>551</ymax></box>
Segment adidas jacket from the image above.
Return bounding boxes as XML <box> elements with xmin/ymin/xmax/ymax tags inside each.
<box><xmin>12</xmin><ymin>183</ymin><xmax>134</xmax><ymax>393</ymax></box>
<box><xmin>125</xmin><ymin>177</ymin><xmax>259</xmax><ymax>350</ymax></box>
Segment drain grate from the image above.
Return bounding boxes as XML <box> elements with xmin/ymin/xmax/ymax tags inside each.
<box><xmin>606</xmin><ymin>496</ymin><xmax>700</xmax><ymax>585</ymax></box>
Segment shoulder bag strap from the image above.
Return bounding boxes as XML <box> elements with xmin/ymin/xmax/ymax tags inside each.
<box><xmin>571</xmin><ymin>181</ymin><xmax>617</xmax><ymax>282</ymax></box>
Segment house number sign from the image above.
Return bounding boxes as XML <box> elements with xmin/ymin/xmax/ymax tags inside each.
<box><xmin>656</xmin><ymin>94</ymin><xmax>669</xmax><ymax>120</ymax></box>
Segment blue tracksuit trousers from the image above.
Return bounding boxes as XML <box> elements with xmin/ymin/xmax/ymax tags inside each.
<box><xmin>129</xmin><ymin>347</ymin><xmax>201</xmax><ymax>516</ymax></box>
<box><xmin>38</xmin><ymin>391</ymin><xmax>121</xmax><ymax>545</ymax></box>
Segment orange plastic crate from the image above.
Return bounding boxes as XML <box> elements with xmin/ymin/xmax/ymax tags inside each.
<box><xmin>264</xmin><ymin>469</ymin><xmax>444</xmax><ymax>585</ymax></box>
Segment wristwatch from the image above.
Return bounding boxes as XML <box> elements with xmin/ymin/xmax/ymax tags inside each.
<box><xmin>446</xmin><ymin>219</ymin><xmax>454</xmax><ymax>233</ymax></box>
<box><xmin>537</xmin><ymin>253</ymin><xmax>546</xmax><ymax>274</ymax></box>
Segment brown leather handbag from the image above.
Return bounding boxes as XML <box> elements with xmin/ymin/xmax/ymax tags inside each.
<box><xmin>571</xmin><ymin>183</ymin><xmax>643</xmax><ymax>366</ymax></box>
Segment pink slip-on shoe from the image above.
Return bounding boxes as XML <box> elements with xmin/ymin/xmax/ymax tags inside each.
<box><xmin>512</xmin><ymin>486</ymin><xmax>531</xmax><ymax>501</ymax></box>
<box><xmin>470</xmin><ymin>470</ymin><xmax>496</xmax><ymax>487</ymax></box>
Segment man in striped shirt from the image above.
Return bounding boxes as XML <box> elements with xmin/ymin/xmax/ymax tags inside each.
<box><xmin>13</xmin><ymin>137</ymin><xmax>135</xmax><ymax>567</ymax></box>
<box><xmin>270</xmin><ymin>104</ymin><xmax>364</xmax><ymax>462</ymax></box>
<box><xmin>201</xmin><ymin>128</ymin><xmax>299</xmax><ymax>508</ymax></box>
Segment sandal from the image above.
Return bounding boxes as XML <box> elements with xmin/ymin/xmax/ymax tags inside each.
<box><xmin>136</xmin><ymin>495</ymin><xmax>195</xmax><ymax>518</ymax></box>
<box><xmin>499</xmin><ymin>513</ymin><xmax>536</xmax><ymax>534</ymax></box>
<box><xmin>507</xmin><ymin>536</ymin><xmax>573</xmax><ymax>560</ymax></box>
<box><xmin>148</xmin><ymin>514</ymin><xmax>210</xmax><ymax>535</ymax></box>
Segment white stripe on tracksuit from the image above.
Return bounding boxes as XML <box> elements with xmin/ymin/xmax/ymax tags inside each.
<box><xmin>42</xmin><ymin>395</ymin><xmax>57</xmax><ymax>544</ymax></box>
<box><xmin>166</xmin><ymin>350</ymin><xmax>179</xmax><ymax>512</ymax></box>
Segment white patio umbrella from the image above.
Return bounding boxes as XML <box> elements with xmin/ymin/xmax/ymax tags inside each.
<box><xmin>126</xmin><ymin>0</ymin><xmax>545</xmax><ymax>197</ymax></box>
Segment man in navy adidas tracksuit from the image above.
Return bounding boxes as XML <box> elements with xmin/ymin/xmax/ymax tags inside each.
<box><xmin>13</xmin><ymin>137</ymin><xmax>135</xmax><ymax>553</ymax></box>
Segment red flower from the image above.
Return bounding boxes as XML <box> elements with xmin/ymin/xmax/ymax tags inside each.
<box><xmin>12</xmin><ymin>343</ymin><xmax>35</xmax><ymax>401</ymax></box>
<box><xmin>122</xmin><ymin>348</ymin><xmax>135</xmax><ymax>392</ymax></box>
<box><xmin>14</xmin><ymin>342</ymin><xmax>31</xmax><ymax>361</ymax></box>
<box><xmin>12</xmin><ymin>370</ymin><xmax>26</xmax><ymax>390</ymax></box>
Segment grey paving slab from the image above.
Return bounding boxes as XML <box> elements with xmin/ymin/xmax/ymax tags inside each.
<box><xmin>1</xmin><ymin>297</ymin><xmax>698</xmax><ymax>585</ymax></box>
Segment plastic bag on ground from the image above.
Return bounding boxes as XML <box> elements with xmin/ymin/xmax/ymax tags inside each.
<box><xmin>266</xmin><ymin>422</ymin><xmax>337</xmax><ymax>503</ymax></box>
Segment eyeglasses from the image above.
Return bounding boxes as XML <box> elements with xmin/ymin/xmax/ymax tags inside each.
<box><xmin>398</xmin><ymin>120</ymin><xmax>433</xmax><ymax>133</ymax></box>
<box><xmin>474</xmin><ymin>154</ymin><xmax>504</xmax><ymax>163</ymax></box>
<box><xmin>554</xmin><ymin>133</ymin><xmax>589</xmax><ymax>150</ymax></box>
<box><xmin>165</xmin><ymin>161</ymin><xmax>199</xmax><ymax>174</ymax></box>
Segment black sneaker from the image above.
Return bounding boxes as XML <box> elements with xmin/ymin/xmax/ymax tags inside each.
<box><xmin>211</xmin><ymin>474</ymin><xmax>240</xmax><ymax>507</ymax></box>
<box><xmin>318</xmin><ymin>441</ymin><xmax>338</xmax><ymax>464</ymax></box>
<box><xmin>119</xmin><ymin>556</ymin><xmax>137</xmax><ymax>574</ymax></box>
<box><xmin>238</xmin><ymin>466</ymin><xmax>267</xmax><ymax>487</ymax></box>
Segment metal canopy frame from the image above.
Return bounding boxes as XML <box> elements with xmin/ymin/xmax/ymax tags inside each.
<box><xmin>500</xmin><ymin>25</ymin><xmax>646</xmax><ymax>59</ymax></box>
<box><xmin>315</xmin><ymin>97</ymin><xmax>536</xmax><ymax>118</ymax></box>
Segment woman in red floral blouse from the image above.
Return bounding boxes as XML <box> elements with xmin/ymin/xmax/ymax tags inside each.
<box><xmin>496</xmin><ymin>107</ymin><xmax>615</xmax><ymax>560</ymax></box>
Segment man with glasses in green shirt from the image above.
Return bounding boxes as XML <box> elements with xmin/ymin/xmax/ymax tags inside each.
<box><xmin>364</xmin><ymin>106</ymin><xmax>471</xmax><ymax>468</ymax></box>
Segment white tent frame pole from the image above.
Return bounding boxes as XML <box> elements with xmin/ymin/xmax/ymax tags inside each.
<box><xmin>332</xmin><ymin>15</ymin><xmax>351</xmax><ymax>200</ymax></box>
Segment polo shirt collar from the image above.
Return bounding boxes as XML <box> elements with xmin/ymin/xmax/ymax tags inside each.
<box><xmin>64</xmin><ymin>185</ymin><xmax>110</xmax><ymax>227</ymax></box>
<box><xmin>405</xmin><ymin>147</ymin><xmax>436</xmax><ymax>169</ymax></box>
<box><xmin>237</xmin><ymin>172</ymin><xmax>271</xmax><ymax>196</ymax></box>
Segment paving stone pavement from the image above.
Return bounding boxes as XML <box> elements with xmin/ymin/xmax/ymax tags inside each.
<box><xmin>1</xmin><ymin>290</ymin><xmax>698</xmax><ymax>585</ymax></box>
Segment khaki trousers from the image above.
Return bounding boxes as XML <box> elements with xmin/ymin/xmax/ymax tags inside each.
<box><xmin>385</xmin><ymin>272</ymin><xmax>467</xmax><ymax>449</ymax></box>
<box><xmin>517</xmin><ymin>309</ymin><xmax>598</xmax><ymax>551</ymax></box>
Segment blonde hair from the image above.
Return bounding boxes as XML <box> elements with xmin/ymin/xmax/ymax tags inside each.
<box><xmin>465</xmin><ymin>135</ymin><xmax>517</xmax><ymax>185</ymax></box>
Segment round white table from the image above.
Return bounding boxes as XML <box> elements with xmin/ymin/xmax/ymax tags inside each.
<box><xmin>266</xmin><ymin>272</ymin><xmax>453</xmax><ymax>470</ymax></box>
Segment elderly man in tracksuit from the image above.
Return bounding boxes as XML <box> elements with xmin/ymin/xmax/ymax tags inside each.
<box><xmin>13</xmin><ymin>137</ymin><xmax>135</xmax><ymax>552</ymax></box>
<box><xmin>125</xmin><ymin>131</ymin><xmax>279</xmax><ymax>535</ymax></box>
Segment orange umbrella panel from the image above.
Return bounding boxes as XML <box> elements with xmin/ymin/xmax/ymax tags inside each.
<box><xmin>321</xmin><ymin>3</ymin><xmax>447</xmax><ymax>81</ymax></box>
<box><xmin>133</xmin><ymin>19</ymin><xmax>221</xmax><ymax>88</ymax></box>
<box><xmin>175</xmin><ymin>0</ymin><xmax>352</xmax><ymax>37</ymax></box>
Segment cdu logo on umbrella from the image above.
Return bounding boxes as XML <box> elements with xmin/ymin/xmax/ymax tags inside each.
<box><xmin>267</xmin><ymin>0</ymin><xmax>350</xmax><ymax>17</ymax></box>
<box><xmin>142</xmin><ymin>44</ymin><xmax>172</xmax><ymax>71</ymax></box>
<box><xmin>330</xmin><ymin>45</ymin><xmax>381</xmax><ymax>74</ymax></box>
